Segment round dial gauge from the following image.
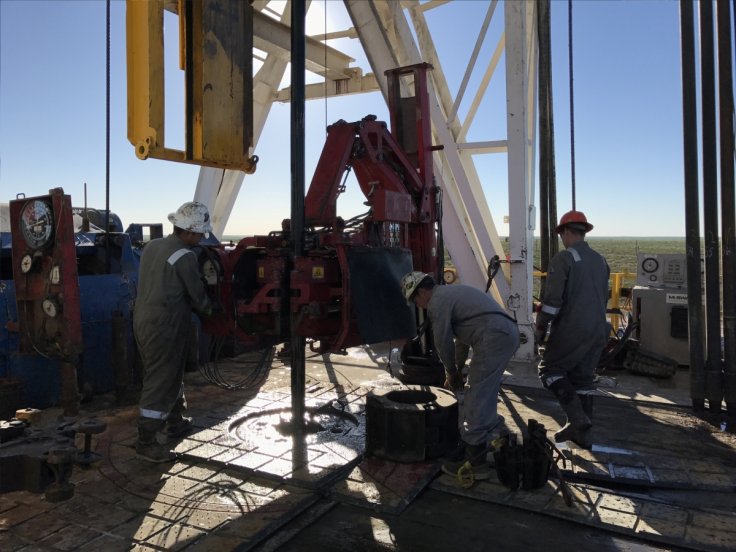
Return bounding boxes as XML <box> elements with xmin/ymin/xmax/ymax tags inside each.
<box><xmin>42</xmin><ymin>298</ymin><xmax>59</xmax><ymax>318</ymax></box>
<box><xmin>19</xmin><ymin>200</ymin><xmax>54</xmax><ymax>249</ymax></box>
<box><xmin>642</xmin><ymin>258</ymin><xmax>659</xmax><ymax>273</ymax></box>
<box><xmin>202</xmin><ymin>258</ymin><xmax>221</xmax><ymax>285</ymax></box>
<box><xmin>20</xmin><ymin>254</ymin><xmax>34</xmax><ymax>273</ymax></box>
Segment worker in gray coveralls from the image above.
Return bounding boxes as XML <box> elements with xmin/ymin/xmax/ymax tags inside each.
<box><xmin>134</xmin><ymin>201</ymin><xmax>213</xmax><ymax>463</ymax></box>
<box><xmin>535</xmin><ymin>210</ymin><xmax>610</xmax><ymax>450</ymax></box>
<box><xmin>401</xmin><ymin>272</ymin><xmax>520</xmax><ymax>480</ymax></box>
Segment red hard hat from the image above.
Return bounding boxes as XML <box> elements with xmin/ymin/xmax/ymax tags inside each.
<box><xmin>555</xmin><ymin>210</ymin><xmax>593</xmax><ymax>234</ymax></box>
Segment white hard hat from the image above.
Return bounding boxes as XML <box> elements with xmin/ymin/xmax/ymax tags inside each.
<box><xmin>401</xmin><ymin>271</ymin><xmax>430</xmax><ymax>302</ymax></box>
<box><xmin>168</xmin><ymin>201</ymin><xmax>213</xmax><ymax>237</ymax></box>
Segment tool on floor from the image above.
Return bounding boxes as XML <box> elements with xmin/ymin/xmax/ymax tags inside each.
<box><xmin>489</xmin><ymin>418</ymin><xmax>574</xmax><ymax>506</ymax></box>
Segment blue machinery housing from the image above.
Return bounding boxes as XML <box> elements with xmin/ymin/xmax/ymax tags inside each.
<box><xmin>0</xmin><ymin>229</ymin><xmax>140</xmax><ymax>410</ymax></box>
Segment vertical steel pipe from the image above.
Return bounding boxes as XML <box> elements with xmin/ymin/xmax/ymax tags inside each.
<box><xmin>538</xmin><ymin>0</ymin><xmax>551</xmax><ymax>281</ymax></box>
<box><xmin>537</xmin><ymin>0</ymin><xmax>558</xmax><ymax>294</ymax></box>
<box><xmin>680</xmin><ymin>0</ymin><xmax>706</xmax><ymax>409</ymax></box>
<box><xmin>290</xmin><ymin>0</ymin><xmax>307</xmax><ymax>431</ymax></box>
<box><xmin>699</xmin><ymin>0</ymin><xmax>724</xmax><ymax>413</ymax></box>
<box><xmin>717</xmin><ymin>0</ymin><xmax>736</xmax><ymax>418</ymax></box>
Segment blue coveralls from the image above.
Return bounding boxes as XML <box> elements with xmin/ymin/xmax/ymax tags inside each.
<box><xmin>538</xmin><ymin>241</ymin><xmax>610</xmax><ymax>390</ymax></box>
<box><xmin>427</xmin><ymin>285</ymin><xmax>520</xmax><ymax>446</ymax></box>
<box><xmin>134</xmin><ymin>234</ymin><xmax>211</xmax><ymax>430</ymax></box>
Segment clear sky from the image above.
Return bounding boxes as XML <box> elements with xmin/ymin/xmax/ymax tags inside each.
<box><xmin>0</xmin><ymin>0</ymin><xmax>689</xmax><ymax>237</ymax></box>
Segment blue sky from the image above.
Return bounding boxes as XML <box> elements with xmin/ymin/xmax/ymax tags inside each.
<box><xmin>0</xmin><ymin>1</ymin><xmax>688</xmax><ymax>237</ymax></box>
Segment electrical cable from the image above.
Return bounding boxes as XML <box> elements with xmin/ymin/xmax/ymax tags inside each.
<box><xmin>199</xmin><ymin>339</ymin><xmax>274</xmax><ymax>390</ymax></box>
<box><xmin>597</xmin><ymin>315</ymin><xmax>639</xmax><ymax>370</ymax></box>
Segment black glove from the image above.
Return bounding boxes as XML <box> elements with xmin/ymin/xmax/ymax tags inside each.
<box><xmin>534</xmin><ymin>325</ymin><xmax>547</xmax><ymax>346</ymax></box>
<box><xmin>534</xmin><ymin>311</ymin><xmax>554</xmax><ymax>346</ymax></box>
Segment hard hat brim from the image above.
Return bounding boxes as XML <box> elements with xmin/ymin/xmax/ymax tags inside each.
<box><xmin>555</xmin><ymin>221</ymin><xmax>593</xmax><ymax>234</ymax></box>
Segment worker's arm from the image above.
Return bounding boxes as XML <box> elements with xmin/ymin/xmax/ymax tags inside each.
<box><xmin>430</xmin><ymin>310</ymin><xmax>460</xmax><ymax>384</ymax></box>
<box><xmin>177</xmin><ymin>253</ymin><xmax>213</xmax><ymax>317</ymax></box>
<box><xmin>535</xmin><ymin>251</ymin><xmax>571</xmax><ymax>344</ymax></box>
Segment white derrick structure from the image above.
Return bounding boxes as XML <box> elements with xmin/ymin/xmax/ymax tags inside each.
<box><xmin>194</xmin><ymin>0</ymin><xmax>538</xmax><ymax>360</ymax></box>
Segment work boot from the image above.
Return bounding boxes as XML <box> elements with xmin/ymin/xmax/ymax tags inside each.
<box><xmin>548</xmin><ymin>378</ymin><xmax>593</xmax><ymax>450</ymax></box>
<box><xmin>136</xmin><ymin>419</ymin><xmax>176</xmax><ymax>463</ymax></box>
<box><xmin>578</xmin><ymin>392</ymin><xmax>595</xmax><ymax>422</ymax></box>
<box><xmin>136</xmin><ymin>440</ymin><xmax>177</xmax><ymax>463</ymax></box>
<box><xmin>441</xmin><ymin>442</ymin><xmax>493</xmax><ymax>481</ymax></box>
<box><xmin>165</xmin><ymin>396</ymin><xmax>193</xmax><ymax>439</ymax></box>
<box><xmin>487</xmin><ymin>416</ymin><xmax>510</xmax><ymax>450</ymax></box>
<box><xmin>445</xmin><ymin>416</ymin><xmax>507</xmax><ymax>462</ymax></box>
<box><xmin>165</xmin><ymin>417</ymin><xmax>194</xmax><ymax>439</ymax></box>
<box><xmin>554</xmin><ymin>398</ymin><xmax>592</xmax><ymax>449</ymax></box>
<box><xmin>443</xmin><ymin>439</ymin><xmax>467</xmax><ymax>461</ymax></box>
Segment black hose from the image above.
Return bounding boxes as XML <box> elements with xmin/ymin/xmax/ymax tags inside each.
<box><xmin>199</xmin><ymin>339</ymin><xmax>273</xmax><ymax>391</ymax></box>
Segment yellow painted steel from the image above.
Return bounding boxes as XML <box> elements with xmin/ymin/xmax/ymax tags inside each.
<box><xmin>127</xmin><ymin>0</ymin><xmax>166</xmax><ymax>163</ymax></box>
<box><xmin>534</xmin><ymin>270</ymin><xmax>636</xmax><ymax>334</ymax></box>
<box><xmin>126</xmin><ymin>0</ymin><xmax>257</xmax><ymax>173</ymax></box>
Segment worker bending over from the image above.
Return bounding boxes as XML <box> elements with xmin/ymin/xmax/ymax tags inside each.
<box><xmin>134</xmin><ymin>202</ymin><xmax>214</xmax><ymax>463</ymax></box>
<box><xmin>535</xmin><ymin>210</ymin><xmax>610</xmax><ymax>449</ymax></box>
<box><xmin>402</xmin><ymin>272</ymin><xmax>520</xmax><ymax>480</ymax></box>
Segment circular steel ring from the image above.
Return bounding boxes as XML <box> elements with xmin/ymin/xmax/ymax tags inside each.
<box><xmin>365</xmin><ymin>385</ymin><xmax>458</xmax><ymax>462</ymax></box>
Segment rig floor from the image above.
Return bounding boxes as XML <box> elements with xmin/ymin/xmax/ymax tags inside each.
<box><xmin>1</xmin><ymin>343</ymin><xmax>735</xmax><ymax>552</ymax></box>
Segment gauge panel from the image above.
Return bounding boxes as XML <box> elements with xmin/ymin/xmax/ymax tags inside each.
<box><xmin>19</xmin><ymin>199</ymin><xmax>54</xmax><ymax>249</ymax></box>
<box><xmin>636</xmin><ymin>253</ymin><xmax>690</xmax><ymax>289</ymax></box>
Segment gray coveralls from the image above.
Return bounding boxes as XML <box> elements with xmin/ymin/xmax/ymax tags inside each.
<box><xmin>427</xmin><ymin>285</ymin><xmax>520</xmax><ymax>446</ymax></box>
<box><xmin>538</xmin><ymin>241</ymin><xmax>610</xmax><ymax>390</ymax></box>
<box><xmin>134</xmin><ymin>234</ymin><xmax>211</xmax><ymax>434</ymax></box>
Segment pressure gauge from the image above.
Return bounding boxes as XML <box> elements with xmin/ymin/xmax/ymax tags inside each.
<box><xmin>20</xmin><ymin>254</ymin><xmax>34</xmax><ymax>273</ymax></box>
<box><xmin>42</xmin><ymin>298</ymin><xmax>59</xmax><ymax>318</ymax></box>
<box><xmin>19</xmin><ymin>200</ymin><xmax>54</xmax><ymax>250</ymax></box>
<box><xmin>642</xmin><ymin>257</ymin><xmax>659</xmax><ymax>273</ymax></box>
<box><xmin>50</xmin><ymin>265</ymin><xmax>61</xmax><ymax>285</ymax></box>
<box><xmin>202</xmin><ymin>258</ymin><xmax>221</xmax><ymax>286</ymax></box>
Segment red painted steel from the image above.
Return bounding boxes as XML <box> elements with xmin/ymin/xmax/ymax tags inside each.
<box><xmin>9</xmin><ymin>189</ymin><xmax>83</xmax><ymax>360</ymax></box>
<box><xmin>203</xmin><ymin>65</ymin><xmax>438</xmax><ymax>353</ymax></box>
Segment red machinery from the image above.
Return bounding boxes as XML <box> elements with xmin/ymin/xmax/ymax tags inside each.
<box><xmin>202</xmin><ymin>64</ymin><xmax>441</xmax><ymax>355</ymax></box>
<box><xmin>9</xmin><ymin>189</ymin><xmax>83</xmax><ymax>359</ymax></box>
<box><xmin>8</xmin><ymin>189</ymin><xmax>83</xmax><ymax>413</ymax></box>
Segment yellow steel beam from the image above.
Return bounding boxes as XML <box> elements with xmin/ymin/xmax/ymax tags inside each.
<box><xmin>127</xmin><ymin>0</ymin><xmax>166</xmax><ymax>162</ymax></box>
<box><xmin>126</xmin><ymin>0</ymin><xmax>256</xmax><ymax>173</ymax></box>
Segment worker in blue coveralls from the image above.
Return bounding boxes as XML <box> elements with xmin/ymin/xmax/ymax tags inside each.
<box><xmin>401</xmin><ymin>271</ymin><xmax>520</xmax><ymax>480</ymax></box>
<box><xmin>134</xmin><ymin>202</ymin><xmax>213</xmax><ymax>463</ymax></box>
<box><xmin>534</xmin><ymin>210</ymin><xmax>610</xmax><ymax>450</ymax></box>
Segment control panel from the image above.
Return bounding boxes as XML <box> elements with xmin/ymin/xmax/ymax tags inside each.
<box><xmin>9</xmin><ymin>189</ymin><xmax>83</xmax><ymax>359</ymax></box>
<box><xmin>636</xmin><ymin>253</ymin><xmax>689</xmax><ymax>289</ymax></box>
